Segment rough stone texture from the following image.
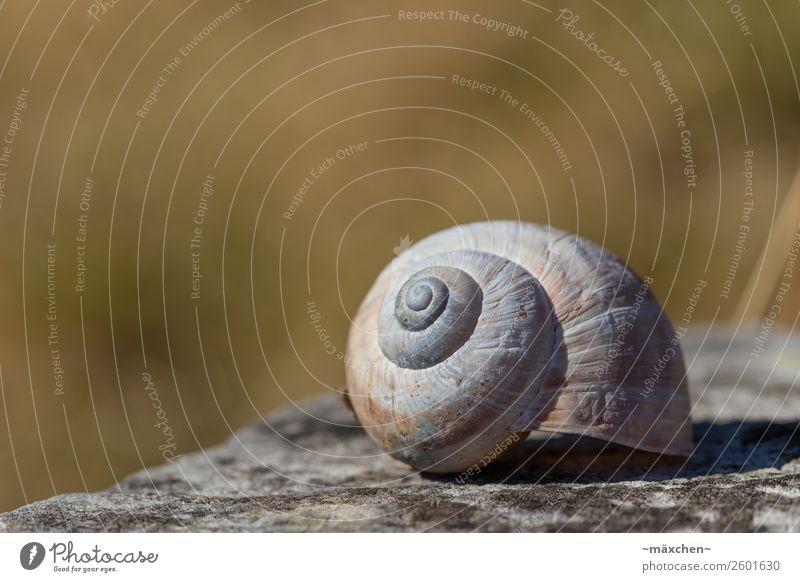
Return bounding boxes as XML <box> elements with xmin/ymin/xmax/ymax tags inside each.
<box><xmin>1</xmin><ymin>327</ymin><xmax>798</xmax><ymax>532</ymax></box>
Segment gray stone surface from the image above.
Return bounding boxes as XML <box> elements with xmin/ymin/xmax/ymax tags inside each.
<box><xmin>1</xmin><ymin>327</ymin><xmax>799</xmax><ymax>532</ymax></box>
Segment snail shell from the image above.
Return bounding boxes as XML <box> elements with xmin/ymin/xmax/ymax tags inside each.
<box><xmin>345</xmin><ymin>221</ymin><xmax>692</xmax><ymax>474</ymax></box>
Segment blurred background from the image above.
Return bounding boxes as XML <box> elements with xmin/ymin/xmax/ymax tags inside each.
<box><xmin>0</xmin><ymin>0</ymin><xmax>798</xmax><ymax>512</ymax></box>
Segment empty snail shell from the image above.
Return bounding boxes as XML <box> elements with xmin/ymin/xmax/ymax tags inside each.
<box><xmin>344</xmin><ymin>221</ymin><xmax>692</xmax><ymax>474</ymax></box>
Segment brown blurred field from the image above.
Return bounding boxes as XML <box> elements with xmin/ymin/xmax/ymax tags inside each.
<box><xmin>0</xmin><ymin>0</ymin><xmax>798</xmax><ymax>512</ymax></box>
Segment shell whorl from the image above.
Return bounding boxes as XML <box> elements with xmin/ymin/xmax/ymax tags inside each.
<box><xmin>379</xmin><ymin>265</ymin><xmax>483</xmax><ymax>369</ymax></box>
<box><xmin>348</xmin><ymin>248</ymin><xmax>557</xmax><ymax>472</ymax></box>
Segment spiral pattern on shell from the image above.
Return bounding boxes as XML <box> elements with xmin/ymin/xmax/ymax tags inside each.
<box><xmin>379</xmin><ymin>265</ymin><xmax>483</xmax><ymax>370</ymax></box>
<box><xmin>347</xmin><ymin>247</ymin><xmax>557</xmax><ymax>472</ymax></box>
